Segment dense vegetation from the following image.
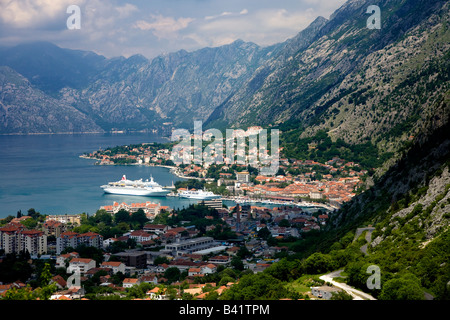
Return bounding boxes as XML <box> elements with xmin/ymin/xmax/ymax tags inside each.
<box><xmin>277</xmin><ymin>126</ymin><xmax>393</xmax><ymax>173</ymax></box>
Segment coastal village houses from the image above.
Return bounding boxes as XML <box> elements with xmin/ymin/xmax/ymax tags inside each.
<box><xmin>100</xmin><ymin>201</ymin><xmax>169</xmax><ymax>220</ymax></box>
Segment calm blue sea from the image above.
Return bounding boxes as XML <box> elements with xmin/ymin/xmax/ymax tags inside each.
<box><xmin>0</xmin><ymin>133</ymin><xmax>205</xmax><ymax>218</ymax></box>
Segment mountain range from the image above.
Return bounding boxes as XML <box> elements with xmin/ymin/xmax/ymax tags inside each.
<box><xmin>1</xmin><ymin>0</ymin><xmax>448</xmax><ymax>143</ymax></box>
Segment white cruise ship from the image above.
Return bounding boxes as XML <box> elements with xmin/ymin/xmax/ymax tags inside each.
<box><xmin>178</xmin><ymin>189</ymin><xmax>221</xmax><ymax>200</ymax></box>
<box><xmin>101</xmin><ymin>175</ymin><xmax>170</xmax><ymax>197</ymax></box>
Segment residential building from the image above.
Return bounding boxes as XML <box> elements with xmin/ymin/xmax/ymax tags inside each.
<box><xmin>208</xmin><ymin>255</ymin><xmax>231</xmax><ymax>265</ymax></box>
<box><xmin>56</xmin><ymin>231</ymin><xmax>103</xmax><ymax>254</ymax></box>
<box><xmin>311</xmin><ymin>286</ymin><xmax>342</xmax><ymax>300</ymax></box>
<box><xmin>20</xmin><ymin>230</ymin><xmax>47</xmax><ymax>256</ymax></box>
<box><xmin>140</xmin><ymin>274</ymin><xmax>158</xmax><ymax>285</ymax></box>
<box><xmin>67</xmin><ymin>258</ymin><xmax>96</xmax><ymax>274</ymax></box>
<box><xmin>309</xmin><ymin>190</ymin><xmax>323</xmax><ymax>200</ymax></box>
<box><xmin>236</xmin><ymin>171</ymin><xmax>250</xmax><ymax>183</ymax></box>
<box><xmin>129</xmin><ymin>230</ymin><xmax>156</xmax><ymax>243</ymax></box>
<box><xmin>50</xmin><ymin>287</ymin><xmax>85</xmax><ymax>300</ymax></box>
<box><xmin>188</xmin><ymin>267</ymin><xmax>202</xmax><ymax>277</ymax></box>
<box><xmin>147</xmin><ymin>287</ymin><xmax>167</xmax><ymax>300</ymax></box>
<box><xmin>100</xmin><ymin>201</ymin><xmax>162</xmax><ymax>219</ymax></box>
<box><xmin>143</xmin><ymin>224</ymin><xmax>169</xmax><ymax>234</ymax></box>
<box><xmin>199</xmin><ymin>198</ymin><xmax>223</xmax><ymax>210</ymax></box>
<box><xmin>56</xmin><ymin>231</ymin><xmax>78</xmax><ymax>254</ymax></box>
<box><xmin>0</xmin><ymin>226</ymin><xmax>22</xmax><ymax>254</ymax></box>
<box><xmin>46</xmin><ymin>214</ymin><xmax>81</xmax><ymax>225</ymax></box>
<box><xmin>50</xmin><ymin>275</ymin><xmax>67</xmax><ymax>290</ymax></box>
<box><xmin>56</xmin><ymin>252</ymin><xmax>80</xmax><ymax>268</ymax></box>
<box><xmin>114</xmin><ymin>251</ymin><xmax>147</xmax><ymax>269</ymax></box>
<box><xmin>43</xmin><ymin>220</ymin><xmax>66</xmax><ymax>237</ymax></box>
<box><xmin>201</xmin><ymin>264</ymin><xmax>217</xmax><ymax>274</ymax></box>
<box><xmin>163</xmin><ymin>237</ymin><xmax>219</xmax><ymax>257</ymax></box>
<box><xmin>122</xmin><ymin>278</ymin><xmax>141</xmax><ymax>288</ymax></box>
<box><xmin>0</xmin><ymin>226</ymin><xmax>47</xmax><ymax>255</ymax></box>
<box><xmin>101</xmin><ymin>261</ymin><xmax>126</xmax><ymax>274</ymax></box>
<box><xmin>0</xmin><ymin>282</ymin><xmax>26</xmax><ymax>296</ymax></box>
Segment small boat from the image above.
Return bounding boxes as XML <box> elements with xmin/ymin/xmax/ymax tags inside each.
<box><xmin>178</xmin><ymin>188</ymin><xmax>221</xmax><ymax>200</ymax></box>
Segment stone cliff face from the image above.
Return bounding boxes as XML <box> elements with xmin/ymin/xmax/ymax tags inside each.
<box><xmin>328</xmin><ymin>90</ymin><xmax>450</xmax><ymax>252</ymax></box>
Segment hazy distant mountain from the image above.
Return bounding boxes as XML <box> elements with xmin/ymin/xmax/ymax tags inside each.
<box><xmin>0</xmin><ymin>41</ymin><xmax>106</xmax><ymax>95</ymax></box>
<box><xmin>59</xmin><ymin>39</ymin><xmax>272</xmax><ymax>131</ymax></box>
<box><xmin>0</xmin><ymin>66</ymin><xmax>102</xmax><ymax>134</ymax></box>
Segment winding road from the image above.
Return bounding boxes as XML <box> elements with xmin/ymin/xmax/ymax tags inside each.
<box><xmin>319</xmin><ymin>270</ymin><xmax>377</xmax><ymax>300</ymax></box>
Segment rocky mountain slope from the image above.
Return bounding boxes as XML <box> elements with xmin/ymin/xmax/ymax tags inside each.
<box><xmin>293</xmin><ymin>92</ymin><xmax>450</xmax><ymax>300</ymax></box>
<box><xmin>64</xmin><ymin>40</ymin><xmax>272</xmax><ymax>130</ymax></box>
<box><xmin>1</xmin><ymin>39</ymin><xmax>274</xmax><ymax>133</ymax></box>
<box><xmin>206</xmin><ymin>0</ymin><xmax>450</xmax><ymax>151</ymax></box>
<box><xmin>0</xmin><ymin>66</ymin><xmax>102</xmax><ymax>134</ymax></box>
<box><xmin>0</xmin><ymin>41</ymin><xmax>106</xmax><ymax>95</ymax></box>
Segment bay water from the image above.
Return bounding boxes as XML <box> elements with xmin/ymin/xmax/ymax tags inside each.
<box><xmin>0</xmin><ymin>133</ymin><xmax>203</xmax><ymax>218</ymax></box>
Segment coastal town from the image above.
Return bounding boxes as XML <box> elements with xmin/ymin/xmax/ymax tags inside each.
<box><xmin>82</xmin><ymin>130</ymin><xmax>368</xmax><ymax>210</ymax></box>
<box><xmin>0</xmin><ymin>129</ymin><xmax>369</xmax><ymax>301</ymax></box>
<box><xmin>0</xmin><ymin>193</ymin><xmax>338</xmax><ymax>300</ymax></box>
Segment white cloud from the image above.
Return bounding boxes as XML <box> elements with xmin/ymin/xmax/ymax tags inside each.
<box><xmin>0</xmin><ymin>0</ymin><xmax>85</xmax><ymax>28</ymax></box>
<box><xmin>134</xmin><ymin>15</ymin><xmax>195</xmax><ymax>39</ymax></box>
<box><xmin>240</xmin><ymin>9</ymin><xmax>249</xmax><ymax>15</ymax></box>
<box><xmin>205</xmin><ymin>8</ymin><xmax>249</xmax><ymax>21</ymax></box>
<box><xmin>190</xmin><ymin>7</ymin><xmax>318</xmax><ymax>48</ymax></box>
<box><xmin>260</xmin><ymin>8</ymin><xmax>316</xmax><ymax>30</ymax></box>
<box><xmin>115</xmin><ymin>3</ymin><xmax>138</xmax><ymax>18</ymax></box>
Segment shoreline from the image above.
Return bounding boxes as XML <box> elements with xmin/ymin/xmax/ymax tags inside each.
<box><xmin>1</xmin><ymin>131</ymin><xmax>171</xmax><ymax>137</ymax></box>
<box><xmin>80</xmin><ymin>156</ymin><xmax>337</xmax><ymax>212</ymax></box>
<box><xmin>0</xmin><ymin>131</ymin><xmax>106</xmax><ymax>136</ymax></box>
<box><xmin>82</xmin><ymin>155</ymin><xmax>192</xmax><ymax>179</ymax></box>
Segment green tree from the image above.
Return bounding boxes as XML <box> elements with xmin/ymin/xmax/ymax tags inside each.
<box><xmin>330</xmin><ymin>290</ymin><xmax>353</xmax><ymax>300</ymax></box>
<box><xmin>39</xmin><ymin>262</ymin><xmax>53</xmax><ymax>287</ymax></box>
<box><xmin>219</xmin><ymin>275</ymin><xmax>235</xmax><ymax>287</ymax></box>
<box><xmin>264</xmin><ymin>258</ymin><xmax>298</xmax><ymax>282</ymax></box>
<box><xmin>278</xmin><ymin>219</ymin><xmax>290</xmax><ymax>227</ymax></box>
<box><xmin>126</xmin><ymin>282</ymin><xmax>153</xmax><ymax>299</ymax></box>
<box><xmin>220</xmin><ymin>273</ymin><xmax>291</xmax><ymax>300</ymax></box>
<box><xmin>2</xmin><ymin>286</ymin><xmax>35</xmax><ymax>300</ymax></box>
<box><xmin>164</xmin><ymin>267</ymin><xmax>181</xmax><ymax>284</ymax></box>
<box><xmin>115</xmin><ymin>209</ymin><xmax>131</xmax><ymax>224</ymax></box>
<box><xmin>236</xmin><ymin>246</ymin><xmax>251</xmax><ymax>259</ymax></box>
<box><xmin>379</xmin><ymin>274</ymin><xmax>424</xmax><ymax>300</ymax></box>
<box><xmin>231</xmin><ymin>256</ymin><xmax>244</xmax><ymax>271</ymax></box>
<box><xmin>131</xmin><ymin>209</ymin><xmax>148</xmax><ymax>229</ymax></box>
<box><xmin>27</xmin><ymin>208</ymin><xmax>40</xmax><ymax>220</ymax></box>
<box><xmin>0</xmin><ymin>253</ymin><xmax>33</xmax><ymax>283</ymax></box>
<box><xmin>95</xmin><ymin>209</ymin><xmax>113</xmax><ymax>225</ymax></box>
<box><xmin>304</xmin><ymin>252</ymin><xmax>336</xmax><ymax>274</ymax></box>
<box><xmin>257</xmin><ymin>227</ymin><xmax>271</xmax><ymax>240</ymax></box>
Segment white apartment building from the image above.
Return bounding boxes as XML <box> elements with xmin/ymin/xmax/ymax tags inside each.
<box><xmin>56</xmin><ymin>231</ymin><xmax>103</xmax><ymax>254</ymax></box>
<box><xmin>67</xmin><ymin>258</ymin><xmax>96</xmax><ymax>274</ymax></box>
<box><xmin>46</xmin><ymin>214</ymin><xmax>81</xmax><ymax>225</ymax></box>
<box><xmin>0</xmin><ymin>226</ymin><xmax>47</xmax><ymax>255</ymax></box>
<box><xmin>101</xmin><ymin>261</ymin><xmax>126</xmax><ymax>274</ymax></box>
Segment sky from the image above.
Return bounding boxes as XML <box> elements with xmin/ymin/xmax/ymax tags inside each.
<box><xmin>0</xmin><ymin>0</ymin><xmax>347</xmax><ymax>59</ymax></box>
